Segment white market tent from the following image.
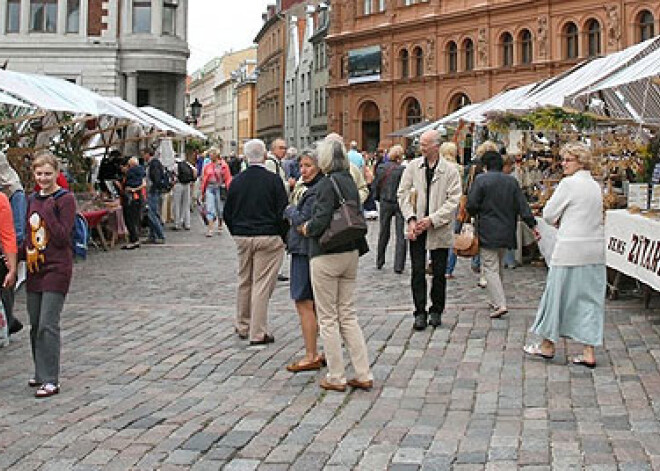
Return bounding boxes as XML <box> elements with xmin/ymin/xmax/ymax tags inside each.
<box><xmin>141</xmin><ymin>106</ymin><xmax>206</xmax><ymax>139</ymax></box>
<box><xmin>0</xmin><ymin>90</ymin><xmax>32</xmax><ymax>108</ymax></box>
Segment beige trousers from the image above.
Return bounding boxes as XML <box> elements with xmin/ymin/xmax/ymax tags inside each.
<box><xmin>311</xmin><ymin>250</ymin><xmax>373</xmax><ymax>385</ymax></box>
<box><xmin>481</xmin><ymin>247</ymin><xmax>507</xmax><ymax>309</ymax></box>
<box><xmin>234</xmin><ymin>235</ymin><xmax>285</xmax><ymax>341</ymax></box>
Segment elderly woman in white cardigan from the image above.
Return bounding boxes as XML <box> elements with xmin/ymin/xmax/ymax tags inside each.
<box><xmin>524</xmin><ymin>142</ymin><xmax>605</xmax><ymax>368</ymax></box>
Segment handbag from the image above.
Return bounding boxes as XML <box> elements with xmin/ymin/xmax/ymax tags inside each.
<box><xmin>319</xmin><ymin>175</ymin><xmax>368</xmax><ymax>251</ymax></box>
<box><xmin>454</xmin><ymin>222</ymin><xmax>479</xmax><ymax>257</ymax></box>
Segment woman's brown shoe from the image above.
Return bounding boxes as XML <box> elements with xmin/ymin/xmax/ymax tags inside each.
<box><xmin>347</xmin><ymin>378</ymin><xmax>373</xmax><ymax>391</ymax></box>
<box><xmin>286</xmin><ymin>358</ymin><xmax>323</xmax><ymax>373</ymax></box>
<box><xmin>319</xmin><ymin>378</ymin><xmax>346</xmax><ymax>392</ymax></box>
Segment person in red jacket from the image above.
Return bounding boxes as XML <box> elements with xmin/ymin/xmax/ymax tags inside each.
<box><xmin>0</xmin><ymin>191</ymin><xmax>17</xmax><ymax>346</ymax></box>
<box><xmin>25</xmin><ymin>153</ymin><xmax>75</xmax><ymax>398</ymax></box>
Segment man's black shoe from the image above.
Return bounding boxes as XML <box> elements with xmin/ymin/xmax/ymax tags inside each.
<box><xmin>277</xmin><ymin>274</ymin><xmax>289</xmax><ymax>282</ymax></box>
<box><xmin>8</xmin><ymin>319</ymin><xmax>23</xmax><ymax>335</ymax></box>
<box><xmin>250</xmin><ymin>334</ymin><xmax>275</xmax><ymax>345</ymax></box>
<box><xmin>413</xmin><ymin>313</ymin><xmax>428</xmax><ymax>331</ymax></box>
<box><xmin>428</xmin><ymin>312</ymin><xmax>442</xmax><ymax>328</ymax></box>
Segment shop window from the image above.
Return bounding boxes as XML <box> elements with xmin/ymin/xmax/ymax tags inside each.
<box><xmin>413</xmin><ymin>47</ymin><xmax>423</xmax><ymax>77</ymax></box>
<box><xmin>163</xmin><ymin>0</ymin><xmax>178</xmax><ymax>36</ymax></box>
<box><xmin>587</xmin><ymin>19</ymin><xmax>601</xmax><ymax>57</ymax></box>
<box><xmin>66</xmin><ymin>0</ymin><xmax>79</xmax><ymax>33</ymax></box>
<box><xmin>400</xmin><ymin>49</ymin><xmax>409</xmax><ymax>78</ymax></box>
<box><xmin>564</xmin><ymin>22</ymin><xmax>578</xmax><ymax>59</ymax></box>
<box><xmin>501</xmin><ymin>32</ymin><xmax>513</xmax><ymax>67</ymax></box>
<box><xmin>464</xmin><ymin>38</ymin><xmax>474</xmax><ymax>71</ymax></box>
<box><xmin>30</xmin><ymin>0</ymin><xmax>57</xmax><ymax>32</ymax></box>
<box><xmin>638</xmin><ymin>10</ymin><xmax>655</xmax><ymax>42</ymax></box>
<box><xmin>520</xmin><ymin>29</ymin><xmax>533</xmax><ymax>64</ymax></box>
<box><xmin>133</xmin><ymin>0</ymin><xmax>151</xmax><ymax>33</ymax></box>
<box><xmin>447</xmin><ymin>41</ymin><xmax>457</xmax><ymax>73</ymax></box>
<box><xmin>6</xmin><ymin>0</ymin><xmax>20</xmax><ymax>33</ymax></box>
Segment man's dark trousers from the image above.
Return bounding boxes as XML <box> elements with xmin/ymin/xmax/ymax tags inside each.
<box><xmin>409</xmin><ymin>231</ymin><xmax>448</xmax><ymax>316</ymax></box>
<box><xmin>377</xmin><ymin>201</ymin><xmax>406</xmax><ymax>272</ymax></box>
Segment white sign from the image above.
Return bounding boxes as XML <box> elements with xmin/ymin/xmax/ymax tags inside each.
<box><xmin>605</xmin><ymin>210</ymin><xmax>660</xmax><ymax>291</ymax></box>
<box><xmin>650</xmin><ymin>185</ymin><xmax>660</xmax><ymax>210</ymax></box>
<box><xmin>627</xmin><ymin>183</ymin><xmax>649</xmax><ymax>209</ymax></box>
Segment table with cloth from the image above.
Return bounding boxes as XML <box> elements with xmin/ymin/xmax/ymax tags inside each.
<box><xmin>77</xmin><ymin>194</ymin><xmax>128</xmax><ymax>250</ymax></box>
<box><xmin>604</xmin><ymin>209</ymin><xmax>660</xmax><ymax>306</ymax></box>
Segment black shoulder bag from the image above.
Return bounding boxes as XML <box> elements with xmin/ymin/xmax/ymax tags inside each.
<box><xmin>319</xmin><ymin>175</ymin><xmax>368</xmax><ymax>251</ymax></box>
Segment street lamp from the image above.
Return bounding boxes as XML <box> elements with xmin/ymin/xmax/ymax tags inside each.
<box><xmin>190</xmin><ymin>98</ymin><xmax>203</xmax><ymax>126</ymax></box>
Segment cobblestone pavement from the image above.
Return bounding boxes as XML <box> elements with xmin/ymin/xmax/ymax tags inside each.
<box><xmin>1</xmin><ymin>216</ymin><xmax>660</xmax><ymax>470</ymax></box>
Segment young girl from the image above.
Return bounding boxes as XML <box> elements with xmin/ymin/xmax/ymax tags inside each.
<box><xmin>25</xmin><ymin>153</ymin><xmax>75</xmax><ymax>398</ymax></box>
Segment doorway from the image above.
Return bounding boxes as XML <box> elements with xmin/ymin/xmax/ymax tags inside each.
<box><xmin>359</xmin><ymin>101</ymin><xmax>380</xmax><ymax>152</ymax></box>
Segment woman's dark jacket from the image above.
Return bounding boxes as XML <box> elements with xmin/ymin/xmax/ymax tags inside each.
<box><xmin>305</xmin><ymin>170</ymin><xmax>369</xmax><ymax>259</ymax></box>
<box><xmin>284</xmin><ymin>173</ymin><xmax>322</xmax><ymax>256</ymax></box>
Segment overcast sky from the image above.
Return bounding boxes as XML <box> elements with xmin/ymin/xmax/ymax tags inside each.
<box><xmin>187</xmin><ymin>1</ymin><xmax>270</xmax><ymax>74</ymax></box>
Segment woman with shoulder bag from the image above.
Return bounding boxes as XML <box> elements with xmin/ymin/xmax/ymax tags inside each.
<box><xmin>25</xmin><ymin>153</ymin><xmax>76</xmax><ymax>398</ymax></box>
<box><xmin>301</xmin><ymin>139</ymin><xmax>373</xmax><ymax>393</ymax></box>
<box><xmin>201</xmin><ymin>149</ymin><xmax>232</xmax><ymax>237</ymax></box>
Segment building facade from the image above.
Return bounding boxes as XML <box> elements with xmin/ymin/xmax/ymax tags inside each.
<box><xmin>0</xmin><ymin>0</ymin><xmax>189</xmax><ymax>118</ymax></box>
<box><xmin>188</xmin><ymin>46</ymin><xmax>256</xmax><ymax>148</ymax></box>
<box><xmin>327</xmin><ymin>0</ymin><xmax>659</xmax><ymax>151</ymax></box>
<box><xmin>234</xmin><ymin>60</ymin><xmax>257</xmax><ymax>154</ymax></box>
<box><xmin>309</xmin><ymin>3</ymin><xmax>330</xmax><ymax>143</ymax></box>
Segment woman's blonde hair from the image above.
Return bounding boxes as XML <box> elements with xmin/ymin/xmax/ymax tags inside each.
<box><xmin>560</xmin><ymin>142</ymin><xmax>593</xmax><ymax>170</ymax></box>
<box><xmin>476</xmin><ymin>140</ymin><xmax>498</xmax><ymax>157</ymax></box>
<box><xmin>439</xmin><ymin>142</ymin><xmax>458</xmax><ymax>162</ymax></box>
<box><xmin>32</xmin><ymin>152</ymin><xmax>60</xmax><ymax>172</ymax></box>
<box><xmin>388</xmin><ymin>144</ymin><xmax>404</xmax><ymax>162</ymax></box>
<box><xmin>207</xmin><ymin>147</ymin><xmax>220</xmax><ymax>159</ymax></box>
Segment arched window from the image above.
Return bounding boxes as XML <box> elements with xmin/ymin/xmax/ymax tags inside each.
<box><xmin>520</xmin><ymin>29</ymin><xmax>533</xmax><ymax>64</ymax></box>
<box><xmin>363</xmin><ymin>0</ymin><xmax>372</xmax><ymax>15</ymax></box>
<box><xmin>448</xmin><ymin>93</ymin><xmax>471</xmax><ymax>113</ymax></box>
<box><xmin>564</xmin><ymin>22</ymin><xmax>578</xmax><ymax>59</ymax></box>
<box><xmin>405</xmin><ymin>98</ymin><xmax>422</xmax><ymax>126</ymax></box>
<box><xmin>587</xmin><ymin>19</ymin><xmax>601</xmax><ymax>57</ymax></box>
<box><xmin>447</xmin><ymin>41</ymin><xmax>458</xmax><ymax>73</ymax></box>
<box><xmin>638</xmin><ymin>10</ymin><xmax>655</xmax><ymax>42</ymax></box>
<box><xmin>413</xmin><ymin>47</ymin><xmax>424</xmax><ymax>77</ymax></box>
<box><xmin>501</xmin><ymin>32</ymin><xmax>513</xmax><ymax>66</ymax></box>
<box><xmin>400</xmin><ymin>49</ymin><xmax>409</xmax><ymax>78</ymax></box>
<box><xmin>464</xmin><ymin>38</ymin><xmax>474</xmax><ymax>71</ymax></box>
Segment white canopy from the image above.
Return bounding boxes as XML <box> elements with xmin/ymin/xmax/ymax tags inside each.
<box><xmin>105</xmin><ymin>97</ymin><xmax>177</xmax><ymax>132</ymax></box>
<box><xmin>140</xmin><ymin>106</ymin><xmax>206</xmax><ymax>139</ymax></box>
<box><xmin>0</xmin><ymin>90</ymin><xmax>32</xmax><ymax>108</ymax></box>
<box><xmin>0</xmin><ymin>69</ymin><xmax>133</xmax><ymax>118</ymax></box>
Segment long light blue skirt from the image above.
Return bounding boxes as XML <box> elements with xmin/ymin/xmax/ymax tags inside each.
<box><xmin>530</xmin><ymin>264</ymin><xmax>606</xmax><ymax>346</ymax></box>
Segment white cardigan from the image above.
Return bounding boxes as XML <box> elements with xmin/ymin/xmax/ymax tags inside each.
<box><xmin>543</xmin><ymin>170</ymin><xmax>605</xmax><ymax>266</ymax></box>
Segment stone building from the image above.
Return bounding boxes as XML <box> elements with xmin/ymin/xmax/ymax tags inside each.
<box><xmin>327</xmin><ymin>0</ymin><xmax>659</xmax><ymax>151</ymax></box>
<box><xmin>309</xmin><ymin>2</ymin><xmax>330</xmax><ymax>143</ymax></box>
<box><xmin>0</xmin><ymin>0</ymin><xmax>189</xmax><ymax>118</ymax></box>
<box><xmin>233</xmin><ymin>59</ymin><xmax>258</xmax><ymax>154</ymax></box>
<box><xmin>188</xmin><ymin>47</ymin><xmax>256</xmax><ymax>148</ymax></box>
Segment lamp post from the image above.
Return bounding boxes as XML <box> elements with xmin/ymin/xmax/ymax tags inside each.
<box><xmin>190</xmin><ymin>98</ymin><xmax>203</xmax><ymax>126</ymax></box>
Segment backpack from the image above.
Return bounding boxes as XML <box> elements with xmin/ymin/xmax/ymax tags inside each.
<box><xmin>150</xmin><ymin>159</ymin><xmax>174</xmax><ymax>193</ymax></box>
<box><xmin>177</xmin><ymin>161</ymin><xmax>195</xmax><ymax>184</ymax></box>
<box><xmin>31</xmin><ymin>189</ymin><xmax>89</xmax><ymax>260</ymax></box>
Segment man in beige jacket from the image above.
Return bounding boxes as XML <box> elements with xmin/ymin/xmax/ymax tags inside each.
<box><xmin>397</xmin><ymin>130</ymin><xmax>462</xmax><ymax>330</ymax></box>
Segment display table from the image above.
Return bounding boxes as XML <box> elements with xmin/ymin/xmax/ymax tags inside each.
<box><xmin>605</xmin><ymin>209</ymin><xmax>660</xmax><ymax>304</ymax></box>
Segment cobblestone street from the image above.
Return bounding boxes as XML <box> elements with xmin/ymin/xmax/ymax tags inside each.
<box><xmin>1</xmin><ymin>217</ymin><xmax>660</xmax><ymax>470</ymax></box>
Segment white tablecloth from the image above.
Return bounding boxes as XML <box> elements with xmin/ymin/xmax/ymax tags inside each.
<box><xmin>605</xmin><ymin>209</ymin><xmax>660</xmax><ymax>291</ymax></box>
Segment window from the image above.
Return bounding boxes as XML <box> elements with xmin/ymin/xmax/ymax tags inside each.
<box><xmin>564</xmin><ymin>22</ymin><xmax>578</xmax><ymax>59</ymax></box>
<box><xmin>133</xmin><ymin>0</ymin><xmax>151</xmax><ymax>33</ymax></box>
<box><xmin>638</xmin><ymin>10</ymin><xmax>655</xmax><ymax>42</ymax></box>
<box><xmin>6</xmin><ymin>0</ymin><xmax>20</xmax><ymax>33</ymax></box>
<box><xmin>66</xmin><ymin>0</ymin><xmax>79</xmax><ymax>33</ymax></box>
<box><xmin>30</xmin><ymin>0</ymin><xmax>57</xmax><ymax>32</ymax></box>
<box><xmin>413</xmin><ymin>47</ymin><xmax>423</xmax><ymax>77</ymax></box>
<box><xmin>405</xmin><ymin>98</ymin><xmax>422</xmax><ymax>126</ymax></box>
<box><xmin>400</xmin><ymin>49</ymin><xmax>409</xmax><ymax>78</ymax></box>
<box><xmin>587</xmin><ymin>19</ymin><xmax>601</xmax><ymax>57</ymax></box>
<box><xmin>448</xmin><ymin>93</ymin><xmax>471</xmax><ymax>113</ymax></box>
<box><xmin>501</xmin><ymin>32</ymin><xmax>513</xmax><ymax>66</ymax></box>
<box><xmin>363</xmin><ymin>0</ymin><xmax>372</xmax><ymax>15</ymax></box>
<box><xmin>137</xmin><ymin>89</ymin><xmax>150</xmax><ymax>107</ymax></box>
<box><xmin>307</xmin><ymin>100</ymin><xmax>311</xmax><ymax>125</ymax></box>
<box><xmin>520</xmin><ymin>29</ymin><xmax>533</xmax><ymax>64</ymax></box>
<box><xmin>163</xmin><ymin>0</ymin><xmax>178</xmax><ymax>36</ymax></box>
<box><xmin>447</xmin><ymin>41</ymin><xmax>458</xmax><ymax>73</ymax></box>
<box><xmin>378</xmin><ymin>0</ymin><xmax>385</xmax><ymax>11</ymax></box>
<box><xmin>464</xmin><ymin>39</ymin><xmax>474</xmax><ymax>71</ymax></box>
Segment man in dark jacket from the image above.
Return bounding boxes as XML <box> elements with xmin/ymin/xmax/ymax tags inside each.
<box><xmin>466</xmin><ymin>150</ymin><xmax>539</xmax><ymax>318</ymax></box>
<box><xmin>373</xmin><ymin>144</ymin><xmax>406</xmax><ymax>273</ymax></box>
<box><xmin>223</xmin><ymin>139</ymin><xmax>288</xmax><ymax>345</ymax></box>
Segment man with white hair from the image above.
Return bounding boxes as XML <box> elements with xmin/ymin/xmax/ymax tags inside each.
<box><xmin>223</xmin><ymin>139</ymin><xmax>289</xmax><ymax>345</ymax></box>
<box><xmin>347</xmin><ymin>140</ymin><xmax>364</xmax><ymax>170</ymax></box>
<box><xmin>397</xmin><ymin>129</ymin><xmax>462</xmax><ymax>331</ymax></box>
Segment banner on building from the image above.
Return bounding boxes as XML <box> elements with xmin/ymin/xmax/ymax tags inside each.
<box><xmin>348</xmin><ymin>45</ymin><xmax>381</xmax><ymax>85</ymax></box>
